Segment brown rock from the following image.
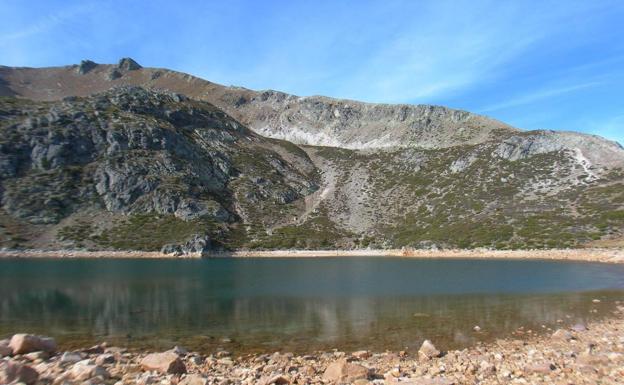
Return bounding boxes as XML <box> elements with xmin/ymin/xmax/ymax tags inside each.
<box><xmin>95</xmin><ymin>353</ymin><xmax>116</xmax><ymax>365</ymax></box>
<box><xmin>323</xmin><ymin>358</ymin><xmax>370</xmax><ymax>383</ymax></box>
<box><xmin>180</xmin><ymin>374</ymin><xmax>209</xmax><ymax>385</ymax></box>
<box><xmin>9</xmin><ymin>333</ymin><xmax>57</xmax><ymax>354</ymax></box>
<box><xmin>141</xmin><ymin>351</ymin><xmax>187</xmax><ymax>374</ymax></box>
<box><xmin>418</xmin><ymin>340</ymin><xmax>441</xmax><ymax>360</ymax></box>
<box><xmin>0</xmin><ymin>360</ymin><xmax>39</xmax><ymax>385</ymax></box>
<box><xmin>0</xmin><ymin>339</ymin><xmax>11</xmax><ymax>355</ymax></box>
<box><xmin>262</xmin><ymin>374</ymin><xmax>290</xmax><ymax>385</ymax></box>
<box><xmin>69</xmin><ymin>363</ymin><xmax>110</xmax><ymax>381</ymax></box>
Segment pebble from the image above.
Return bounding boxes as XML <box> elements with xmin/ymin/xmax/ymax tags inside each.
<box><xmin>1</xmin><ymin>317</ymin><xmax>623</xmax><ymax>385</ymax></box>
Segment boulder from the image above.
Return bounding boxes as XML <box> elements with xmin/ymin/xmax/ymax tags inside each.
<box><xmin>323</xmin><ymin>358</ymin><xmax>370</xmax><ymax>383</ymax></box>
<box><xmin>60</xmin><ymin>351</ymin><xmax>85</xmax><ymax>364</ymax></box>
<box><xmin>69</xmin><ymin>362</ymin><xmax>110</xmax><ymax>381</ymax></box>
<box><xmin>95</xmin><ymin>353</ymin><xmax>116</xmax><ymax>365</ymax></box>
<box><xmin>180</xmin><ymin>374</ymin><xmax>210</xmax><ymax>385</ymax></box>
<box><xmin>418</xmin><ymin>340</ymin><xmax>440</xmax><ymax>360</ymax></box>
<box><xmin>9</xmin><ymin>333</ymin><xmax>57</xmax><ymax>354</ymax></box>
<box><xmin>0</xmin><ymin>361</ymin><xmax>39</xmax><ymax>385</ymax></box>
<box><xmin>140</xmin><ymin>351</ymin><xmax>187</xmax><ymax>374</ymax></box>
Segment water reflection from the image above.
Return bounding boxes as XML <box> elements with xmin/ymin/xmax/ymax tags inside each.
<box><xmin>0</xmin><ymin>258</ymin><xmax>623</xmax><ymax>353</ymax></box>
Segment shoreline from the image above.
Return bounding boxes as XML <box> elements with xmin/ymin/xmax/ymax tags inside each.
<box><xmin>1</xmin><ymin>247</ymin><xmax>623</xmax><ymax>263</ymax></box>
<box><xmin>2</xmin><ymin>305</ymin><xmax>623</xmax><ymax>384</ymax></box>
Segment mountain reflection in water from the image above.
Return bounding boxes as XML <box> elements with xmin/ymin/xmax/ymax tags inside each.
<box><xmin>1</xmin><ymin>258</ymin><xmax>623</xmax><ymax>353</ymax></box>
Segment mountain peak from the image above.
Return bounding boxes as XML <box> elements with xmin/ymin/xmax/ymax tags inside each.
<box><xmin>117</xmin><ymin>57</ymin><xmax>142</xmax><ymax>71</ymax></box>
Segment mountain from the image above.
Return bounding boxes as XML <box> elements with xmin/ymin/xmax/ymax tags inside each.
<box><xmin>1</xmin><ymin>58</ymin><xmax>623</xmax><ymax>252</ymax></box>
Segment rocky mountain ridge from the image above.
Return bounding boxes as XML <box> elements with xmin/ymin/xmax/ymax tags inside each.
<box><xmin>0</xmin><ymin>58</ymin><xmax>623</xmax><ymax>251</ymax></box>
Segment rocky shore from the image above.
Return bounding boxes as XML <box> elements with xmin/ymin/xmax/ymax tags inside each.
<box><xmin>2</xmin><ymin>305</ymin><xmax>623</xmax><ymax>385</ymax></box>
<box><xmin>1</xmin><ymin>248</ymin><xmax>623</xmax><ymax>264</ymax></box>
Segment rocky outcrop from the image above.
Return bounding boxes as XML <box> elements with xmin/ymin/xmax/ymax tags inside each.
<box><xmin>161</xmin><ymin>235</ymin><xmax>215</xmax><ymax>257</ymax></box>
<box><xmin>118</xmin><ymin>57</ymin><xmax>142</xmax><ymax>71</ymax></box>
<box><xmin>1</xmin><ymin>61</ymin><xmax>623</xmax><ymax>251</ymax></box>
<box><xmin>0</xmin><ymin>87</ymin><xmax>317</xmax><ymax>247</ymax></box>
<box><xmin>76</xmin><ymin>60</ymin><xmax>97</xmax><ymax>75</ymax></box>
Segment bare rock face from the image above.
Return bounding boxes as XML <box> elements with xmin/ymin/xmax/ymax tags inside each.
<box><xmin>161</xmin><ymin>235</ymin><xmax>215</xmax><ymax>257</ymax></box>
<box><xmin>8</xmin><ymin>334</ymin><xmax>57</xmax><ymax>355</ymax></box>
<box><xmin>77</xmin><ymin>59</ymin><xmax>98</xmax><ymax>75</ymax></box>
<box><xmin>118</xmin><ymin>57</ymin><xmax>142</xmax><ymax>71</ymax></box>
<box><xmin>140</xmin><ymin>351</ymin><xmax>187</xmax><ymax>374</ymax></box>
<box><xmin>0</xmin><ymin>360</ymin><xmax>39</xmax><ymax>385</ymax></box>
<box><xmin>322</xmin><ymin>358</ymin><xmax>370</xmax><ymax>383</ymax></box>
<box><xmin>418</xmin><ymin>340</ymin><xmax>440</xmax><ymax>360</ymax></box>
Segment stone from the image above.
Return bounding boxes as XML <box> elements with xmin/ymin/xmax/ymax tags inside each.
<box><xmin>0</xmin><ymin>344</ymin><xmax>11</xmax><ymax>357</ymax></box>
<box><xmin>0</xmin><ymin>361</ymin><xmax>39</xmax><ymax>385</ymax></box>
<box><xmin>418</xmin><ymin>340</ymin><xmax>440</xmax><ymax>360</ymax></box>
<box><xmin>95</xmin><ymin>353</ymin><xmax>116</xmax><ymax>365</ymax></box>
<box><xmin>61</xmin><ymin>351</ymin><xmax>85</xmax><ymax>364</ymax></box>
<box><xmin>592</xmin><ymin>299</ymin><xmax>601</xmax><ymax>303</ymax></box>
<box><xmin>69</xmin><ymin>362</ymin><xmax>110</xmax><ymax>381</ymax></box>
<box><xmin>140</xmin><ymin>351</ymin><xmax>187</xmax><ymax>374</ymax></box>
<box><xmin>323</xmin><ymin>358</ymin><xmax>370</xmax><ymax>383</ymax></box>
<box><xmin>524</xmin><ymin>362</ymin><xmax>555</xmax><ymax>374</ymax></box>
<box><xmin>24</xmin><ymin>351</ymin><xmax>49</xmax><ymax>361</ymax></box>
<box><xmin>552</xmin><ymin>329</ymin><xmax>573</xmax><ymax>341</ymax></box>
<box><xmin>479</xmin><ymin>360</ymin><xmax>496</xmax><ymax>374</ymax></box>
<box><xmin>9</xmin><ymin>334</ymin><xmax>57</xmax><ymax>354</ymax></box>
<box><xmin>473</xmin><ymin>325</ymin><xmax>481</xmax><ymax>332</ymax></box>
<box><xmin>83</xmin><ymin>344</ymin><xmax>105</xmax><ymax>354</ymax></box>
<box><xmin>180</xmin><ymin>374</ymin><xmax>209</xmax><ymax>385</ymax></box>
<box><xmin>262</xmin><ymin>374</ymin><xmax>290</xmax><ymax>385</ymax></box>
<box><xmin>571</xmin><ymin>323</ymin><xmax>587</xmax><ymax>332</ymax></box>
<box><xmin>0</xmin><ymin>339</ymin><xmax>11</xmax><ymax>357</ymax></box>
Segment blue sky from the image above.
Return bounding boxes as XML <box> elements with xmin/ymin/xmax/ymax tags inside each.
<box><xmin>2</xmin><ymin>0</ymin><xmax>623</xmax><ymax>145</ymax></box>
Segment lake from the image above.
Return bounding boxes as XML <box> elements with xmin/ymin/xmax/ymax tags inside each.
<box><xmin>1</xmin><ymin>257</ymin><xmax>623</xmax><ymax>354</ymax></box>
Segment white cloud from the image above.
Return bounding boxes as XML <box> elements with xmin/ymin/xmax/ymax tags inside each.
<box><xmin>479</xmin><ymin>81</ymin><xmax>603</xmax><ymax>113</ymax></box>
<box><xmin>0</xmin><ymin>3</ymin><xmax>94</xmax><ymax>46</ymax></box>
